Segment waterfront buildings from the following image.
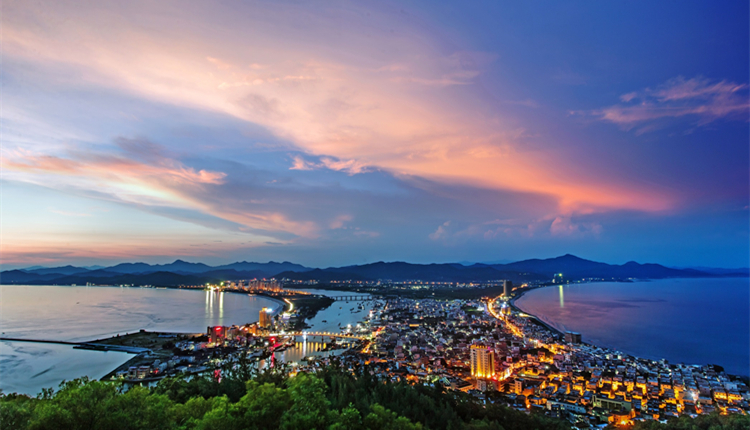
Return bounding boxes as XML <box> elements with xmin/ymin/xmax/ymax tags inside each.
<box><xmin>107</xmin><ymin>286</ymin><xmax>749</xmax><ymax>427</ymax></box>
<box><xmin>503</xmin><ymin>280</ymin><xmax>513</xmax><ymax>297</ymax></box>
<box><xmin>259</xmin><ymin>307</ymin><xmax>273</xmax><ymax>329</ymax></box>
<box><xmin>564</xmin><ymin>331</ymin><xmax>582</xmax><ymax>344</ymax></box>
<box><xmin>209</xmin><ymin>325</ymin><xmax>227</xmax><ymax>344</ymax></box>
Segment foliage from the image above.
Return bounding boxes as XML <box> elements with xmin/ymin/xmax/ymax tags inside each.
<box><xmin>12</xmin><ymin>366</ymin><xmax>742</xmax><ymax>430</ymax></box>
<box><xmin>0</xmin><ymin>371</ymin><xmax>423</xmax><ymax>430</ymax></box>
<box><xmin>319</xmin><ymin>366</ymin><xmax>569</xmax><ymax>430</ymax></box>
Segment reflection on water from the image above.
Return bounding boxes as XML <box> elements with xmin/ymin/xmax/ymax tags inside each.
<box><xmin>1</xmin><ymin>286</ymin><xmax>281</xmax><ymax>341</ymax></box>
<box><xmin>260</xmin><ymin>288</ymin><xmax>376</xmax><ymax>368</ymax></box>
<box><xmin>0</xmin><ymin>285</ymin><xmax>282</xmax><ymax>396</ymax></box>
<box><xmin>258</xmin><ymin>335</ymin><xmax>358</xmax><ymax>370</ymax></box>
<box><xmin>0</xmin><ymin>285</ymin><xmax>374</xmax><ymax>395</ymax></box>
<box><xmin>516</xmin><ymin>278</ymin><xmax>750</xmax><ymax>376</ymax></box>
<box><xmin>296</xmin><ymin>288</ymin><xmax>375</xmax><ymax>335</ymax></box>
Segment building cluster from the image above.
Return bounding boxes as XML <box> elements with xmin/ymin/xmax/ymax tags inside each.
<box><xmin>179</xmin><ymin>279</ymin><xmax>285</xmax><ymax>293</ymax></box>
<box><xmin>107</xmin><ymin>288</ymin><xmax>748</xmax><ymax>427</ymax></box>
<box><xmin>302</xmin><ymin>296</ymin><xmax>749</xmax><ymax>427</ymax></box>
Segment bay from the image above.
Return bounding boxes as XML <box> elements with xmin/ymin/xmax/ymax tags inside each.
<box><xmin>0</xmin><ymin>285</ymin><xmax>283</xmax><ymax>395</ymax></box>
<box><xmin>514</xmin><ymin>278</ymin><xmax>749</xmax><ymax>376</ymax></box>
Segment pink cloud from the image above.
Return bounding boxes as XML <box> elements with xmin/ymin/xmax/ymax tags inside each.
<box><xmin>594</xmin><ymin>76</ymin><xmax>749</xmax><ymax>129</ymax></box>
<box><xmin>329</xmin><ymin>214</ymin><xmax>353</xmax><ymax>229</ymax></box>
<box><xmin>429</xmin><ymin>221</ymin><xmax>451</xmax><ymax>240</ymax></box>
<box><xmin>3</xmin><ymin>152</ymin><xmax>226</xmax><ymax>186</ymax></box>
<box><xmin>289</xmin><ymin>155</ymin><xmax>371</xmax><ymax>175</ymax></box>
<box><xmin>2</xmin><ymin>0</ymin><xmax>679</xmax><ymax>228</ymax></box>
<box><xmin>1</xmin><ymin>143</ymin><xmax>321</xmax><ymax>239</ymax></box>
<box><xmin>549</xmin><ymin>216</ymin><xmax>602</xmax><ymax>237</ymax></box>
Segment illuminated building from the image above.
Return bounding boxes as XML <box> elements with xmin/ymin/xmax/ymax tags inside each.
<box><xmin>248</xmin><ymin>323</ymin><xmax>258</xmax><ymax>335</ymax></box>
<box><xmin>503</xmin><ymin>280</ymin><xmax>513</xmax><ymax>297</ymax></box>
<box><xmin>209</xmin><ymin>325</ymin><xmax>228</xmax><ymax>344</ymax></box>
<box><xmin>470</xmin><ymin>345</ymin><xmax>495</xmax><ymax>379</ymax></box>
<box><xmin>248</xmin><ymin>279</ymin><xmax>283</xmax><ymax>293</ymax></box>
<box><xmin>593</xmin><ymin>395</ymin><xmax>632</xmax><ymax>412</ymax></box>
<box><xmin>259</xmin><ymin>307</ymin><xmax>273</xmax><ymax>328</ymax></box>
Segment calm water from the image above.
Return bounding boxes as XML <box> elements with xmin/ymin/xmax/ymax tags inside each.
<box><xmin>0</xmin><ymin>341</ymin><xmax>133</xmax><ymax>396</ymax></box>
<box><xmin>0</xmin><ymin>285</ymin><xmax>282</xmax><ymax>395</ymax></box>
<box><xmin>515</xmin><ymin>278</ymin><xmax>750</xmax><ymax>376</ymax></box>
<box><xmin>296</xmin><ymin>288</ymin><xmax>375</xmax><ymax>334</ymax></box>
<box><xmin>261</xmin><ymin>288</ymin><xmax>376</xmax><ymax>365</ymax></box>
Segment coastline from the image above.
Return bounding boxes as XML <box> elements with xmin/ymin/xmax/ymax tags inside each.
<box><xmin>510</xmin><ymin>279</ymin><xmax>749</xmax><ymax>378</ymax></box>
<box><xmin>508</xmin><ymin>284</ymin><xmax>565</xmax><ymax>337</ymax></box>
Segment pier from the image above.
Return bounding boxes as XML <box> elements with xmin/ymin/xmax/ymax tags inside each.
<box><xmin>0</xmin><ymin>337</ymin><xmax>149</xmax><ymax>353</ymax></box>
<box><xmin>0</xmin><ymin>337</ymin><xmax>79</xmax><ymax>345</ymax></box>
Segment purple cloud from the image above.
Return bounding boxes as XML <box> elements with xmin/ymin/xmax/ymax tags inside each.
<box><xmin>593</xmin><ymin>76</ymin><xmax>749</xmax><ymax>131</ymax></box>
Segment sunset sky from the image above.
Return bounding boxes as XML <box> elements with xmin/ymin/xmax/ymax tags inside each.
<box><xmin>2</xmin><ymin>1</ymin><xmax>748</xmax><ymax>269</ymax></box>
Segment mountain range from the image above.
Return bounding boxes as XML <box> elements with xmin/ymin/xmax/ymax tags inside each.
<box><xmin>1</xmin><ymin>254</ymin><xmax>746</xmax><ymax>287</ymax></box>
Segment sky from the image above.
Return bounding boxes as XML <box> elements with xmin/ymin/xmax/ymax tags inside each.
<box><xmin>1</xmin><ymin>0</ymin><xmax>748</xmax><ymax>269</ymax></box>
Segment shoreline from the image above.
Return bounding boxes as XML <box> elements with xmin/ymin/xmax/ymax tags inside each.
<box><xmin>509</xmin><ymin>279</ymin><xmax>749</xmax><ymax>378</ymax></box>
<box><xmin>507</xmin><ymin>285</ymin><xmax>565</xmax><ymax>337</ymax></box>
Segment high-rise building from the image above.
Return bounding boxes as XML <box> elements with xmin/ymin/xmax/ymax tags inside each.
<box><xmin>259</xmin><ymin>307</ymin><xmax>273</xmax><ymax>329</ymax></box>
<box><xmin>209</xmin><ymin>325</ymin><xmax>228</xmax><ymax>344</ymax></box>
<box><xmin>564</xmin><ymin>331</ymin><xmax>582</xmax><ymax>344</ymax></box>
<box><xmin>248</xmin><ymin>279</ymin><xmax>283</xmax><ymax>293</ymax></box>
<box><xmin>470</xmin><ymin>345</ymin><xmax>495</xmax><ymax>379</ymax></box>
<box><xmin>503</xmin><ymin>280</ymin><xmax>513</xmax><ymax>297</ymax></box>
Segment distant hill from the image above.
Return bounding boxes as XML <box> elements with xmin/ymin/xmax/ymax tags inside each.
<box><xmin>105</xmin><ymin>262</ymin><xmax>160</xmax><ymax>274</ymax></box>
<box><xmin>98</xmin><ymin>260</ymin><xmax>311</xmax><ymax>276</ymax></box>
<box><xmin>490</xmin><ymin>254</ymin><xmax>707</xmax><ymax>280</ymax></box>
<box><xmin>105</xmin><ymin>260</ymin><xmax>213</xmax><ymax>274</ymax></box>
<box><xmin>1</xmin><ymin>269</ymin><xmax>271</xmax><ymax>287</ymax></box>
<box><xmin>315</xmin><ymin>261</ymin><xmax>536</xmax><ymax>283</ymax></box>
<box><xmin>213</xmin><ymin>261</ymin><xmax>312</xmax><ymax>274</ymax></box>
<box><xmin>276</xmin><ymin>256</ymin><xmax>712</xmax><ymax>283</ymax></box>
<box><xmin>3</xmin><ymin>254</ymin><xmax>742</xmax><ymax>287</ymax></box>
<box><xmin>23</xmin><ymin>265</ymin><xmax>92</xmax><ymax>276</ymax></box>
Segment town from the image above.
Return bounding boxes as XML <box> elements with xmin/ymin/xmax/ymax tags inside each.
<box><xmin>93</xmin><ymin>278</ymin><xmax>749</xmax><ymax>428</ymax></box>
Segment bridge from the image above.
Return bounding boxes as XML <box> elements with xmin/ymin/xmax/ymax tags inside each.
<box><xmin>263</xmin><ymin>332</ymin><xmax>367</xmax><ymax>340</ymax></box>
<box><xmin>324</xmin><ymin>295</ymin><xmax>372</xmax><ymax>301</ymax></box>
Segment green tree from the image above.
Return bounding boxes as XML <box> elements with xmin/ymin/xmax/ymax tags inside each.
<box><xmin>280</xmin><ymin>373</ymin><xmax>331</xmax><ymax>430</ymax></box>
<box><xmin>0</xmin><ymin>393</ymin><xmax>36</xmax><ymax>430</ymax></box>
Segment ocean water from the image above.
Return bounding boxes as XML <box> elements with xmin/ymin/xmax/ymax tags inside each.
<box><xmin>0</xmin><ymin>285</ymin><xmax>283</xmax><ymax>341</ymax></box>
<box><xmin>0</xmin><ymin>285</ymin><xmax>282</xmax><ymax>395</ymax></box>
<box><xmin>514</xmin><ymin>278</ymin><xmax>749</xmax><ymax>376</ymax></box>
<box><xmin>0</xmin><ymin>341</ymin><xmax>133</xmax><ymax>396</ymax></box>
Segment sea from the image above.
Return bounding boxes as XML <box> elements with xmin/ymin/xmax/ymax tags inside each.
<box><xmin>5</xmin><ymin>279</ymin><xmax>744</xmax><ymax>395</ymax></box>
<box><xmin>514</xmin><ymin>278</ymin><xmax>749</xmax><ymax>376</ymax></box>
<box><xmin>0</xmin><ymin>285</ymin><xmax>373</xmax><ymax>396</ymax></box>
<box><xmin>0</xmin><ymin>285</ymin><xmax>282</xmax><ymax>395</ymax></box>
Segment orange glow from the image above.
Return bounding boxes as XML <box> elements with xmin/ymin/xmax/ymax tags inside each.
<box><xmin>2</xmin><ymin>1</ymin><xmax>678</xmax><ymax>228</ymax></box>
